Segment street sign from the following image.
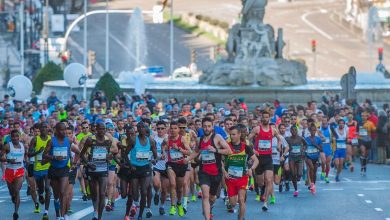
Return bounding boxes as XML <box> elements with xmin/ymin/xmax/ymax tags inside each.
<box><xmin>147</xmin><ymin>66</ymin><xmax>164</xmax><ymax>74</ymax></box>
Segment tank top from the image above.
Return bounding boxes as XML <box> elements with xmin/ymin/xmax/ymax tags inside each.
<box><xmin>347</xmin><ymin>122</ymin><xmax>358</xmax><ymax>145</ymax></box>
<box><xmin>167</xmin><ymin>135</ymin><xmax>185</xmax><ymax>164</ymax></box>
<box><xmin>34</xmin><ymin>135</ymin><xmax>52</xmax><ymax>171</ymax></box>
<box><xmin>199</xmin><ymin>134</ymin><xmax>221</xmax><ymax>176</ymax></box>
<box><xmin>50</xmin><ymin>136</ymin><xmax>70</xmax><ymax>168</ymax></box>
<box><xmin>320</xmin><ymin>126</ymin><xmax>331</xmax><ymax>147</ymax></box>
<box><xmin>129</xmin><ymin>136</ymin><xmax>151</xmax><ymax>167</ymax></box>
<box><xmin>154</xmin><ymin>135</ymin><xmax>167</xmax><ymax>170</ymax></box>
<box><xmin>335</xmin><ymin>127</ymin><xmax>348</xmax><ymax>150</ymax></box>
<box><xmin>304</xmin><ymin>136</ymin><xmax>320</xmax><ymax>159</ymax></box>
<box><xmin>286</xmin><ymin>136</ymin><xmax>304</xmax><ymax>158</ymax></box>
<box><xmin>271</xmin><ymin>137</ymin><xmax>280</xmax><ymax>165</ymax></box>
<box><xmin>89</xmin><ymin>136</ymin><xmax>110</xmax><ymax>172</ymax></box>
<box><xmin>225</xmin><ymin>142</ymin><xmax>247</xmax><ymax>179</ymax></box>
<box><xmin>254</xmin><ymin>125</ymin><xmax>273</xmax><ymax>155</ymax></box>
<box><xmin>6</xmin><ymin>142</ymin><xmax>24</xmax><ymax>170</ymax></box>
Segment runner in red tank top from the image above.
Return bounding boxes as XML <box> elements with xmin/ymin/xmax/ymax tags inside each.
<box><xmin>346</xmin><ymin>112</ymin><xmax>357</xmax><ymax>172</ymax></box>
<box><xmin>186</xmin><ymin>117</ymin><xmax>232</xmax><ymax>220</ymax></box>
<box><xmin>166</xmin><ymin>121</ymin><xmax>191</xmax><ymax>217</ymax></box>
<box><xmin>248</xmin><ymin>111</ymin><xmax>281</xmax><ymax>212</ymax></box>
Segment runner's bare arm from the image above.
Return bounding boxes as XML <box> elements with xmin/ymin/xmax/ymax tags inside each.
<box><xmin>248</xmin><ymin>126</ymin><xmax>259</xmax><ymax>141</ymax></box>
<box><xmin>150</xmin><ymin>138</ymin><xmax>158</xmax><ymax>160</ymax></box>
<box><xmin>214</xmin><ymin>134</ymin><xmax>232</xmax><ymax>155</ymax></box>
<box><xmin>42</xmin><ymin>139</ymin><xmax>53</xmax><ymax>164</ymax></box>
<box><xmin>180</xmin><ymin>136</ymin><xmax>192</xmax><ymax>156</ymax></box>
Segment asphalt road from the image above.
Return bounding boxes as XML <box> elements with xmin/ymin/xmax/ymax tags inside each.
<box><xmin>1</xmin><ymin>162</ymin><xmax>390</xmax><ymax>220</ymax></box>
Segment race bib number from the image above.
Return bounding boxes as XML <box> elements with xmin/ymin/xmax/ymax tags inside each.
<box><xmin>170</xmin><ymin>149</ymin><xmax>183</xmax><ymax>161</ymax></box>
<box><xmin>9</xmin><ymin>152</ymin><xmax>23</xmax><ymax>163</ymax></box>
<box><xmin>53</xmin><ymin>147</ymin><xmax>68</xmax><ymax>158</ymax></box>
<box><xmin>136</xmin><ymin>151</ymin><xmax>150</xmax><ymax>161</ymax></box>
<box><xmin>336</xmin><ymin>140</ymin><xmax>347</xmax><ymax>149</ymax></box>
<box><xmin>351</xmin><ymin>138</ymin><xmax>358</xmax><ymax>145</ymax></box>
<box><xmin>93</xmin><ymin>147</ymin><xmax>107</xmax><ymax>160</ymax></box>
<box><xmin>324</xmin><ymin>137</ymin><xmax>330</xmax><ymax>144</ymax></box>
<box><xmin>201</xmin><ymin>150</ymin><xmax>216</xmax><ymax>164</ymax></box>
<box><xmin>291</xmin><ymin>145</ymin><xmax>301</xmax><ymax>154</ymax></box>
<box><xmin>259</xmin><ymin>140</ymin><xmax>271</xmax><ymax>150</ymax></box>
<box><xmin>228</xmin><ymin>166</ymin><xmax>243</xmax><ymax>178</ymax></box>
<box><xmin>36</xmin><ymin>152</ymin><xmax>43</xmax><ymax>161</ymax></box>
<box><xmin>306</xmin><ymin>145</ymin><xmax>319</xmax><ymax>154</ymax></box>
<box><xmin>359</xmin><ymin>128</ymin><xmax>368</xmax><ymax>136</ymax></box>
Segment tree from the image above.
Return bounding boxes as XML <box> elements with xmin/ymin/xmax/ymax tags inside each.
<box><xmin>32</xmin><ymin>62</ymin><xmax>63</xmax><ymax>94</ymax></box>
<box><xmin>91</xmin><ymin>72</ymin><xmax>121</xmax><ymax>107</ymax></box>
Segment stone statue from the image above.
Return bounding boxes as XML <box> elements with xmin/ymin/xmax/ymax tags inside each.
<box><xmin>200</xmin><ymin>0</ymin><xmax>307</xmax><ymax>86</ymax></box>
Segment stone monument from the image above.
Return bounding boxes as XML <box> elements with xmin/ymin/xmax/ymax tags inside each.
<box><xmin>200</xmin><ymin>0</ymin><xmax>308</xmax><ymax>86</ymax></box>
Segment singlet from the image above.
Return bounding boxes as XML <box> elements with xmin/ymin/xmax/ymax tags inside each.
<box><xmin>34</xmin><ymin>135</ymin><xmax>52</xmax><ymax>171</ymax></box>
<box><xmin>225</xmin><ymin>142</ymin><xmax>247</xmax><ymax>179</ymax></box>
<box><xmin>154</xmin><ymin>135</ymin><xmax>167</xmax><ymax>170</ymax></box>
<box><xmin>254</xmin><ymin>125</ymin><xmax>273</xmax><ymax>155</ymax></box>
<box><xmin>286</xmin><ymin>136</ymin><xmax>304</xmax><ymax>159</ymax></box>
<box><xmin>335</xmin><ymin>127</ymin><xmax>348</xmax><ymax>150</ymax></box>
<box><xmin>129</xmin><ymin>136</ymin><xmax>151</xmax><ymax>167</ymax></box>
<box><xmin>359</xmin><ymin>121</ymin><xmax>375</xmax><ymax>142</ymax></box>
<box><xmin>6</xmin><ymin>142</ymin><xmax>25</xmax><ymax>170</ymax></box>
<box><xmin>88</xmin><ymin>136</ymin><xmax>111</xmax><ymax>172</ymax></box>
<box><xmin>320</xmin><ymin>126</ymin><xmax>332</xmax><ymax>147</ymax></box>
<box><xmin>199</xmin><ymin>134</ymin><xmax>221</xmax><ymax>176</ymax></box>
<box><xmin>76</xmin><ymin>132</ymin><xmax>92</xmax><ymax>142</ymax></box>
<box><xmin>304</xmin><ymin>136</ymin><xmax>321</xmax><ymax>159</ymax></box>
<box><xmin>50</xmin><ymin>136</ymin><xmax>71</xmax><ymax>169</ymax></box>
<box><xmin>347</xmin><ymin>121</ymin><xmax>358</xmax><ymax>145</ymax></box>
<box><xmin>271</xmin><ymin>137</ymin><xmax>280</xmax><ymax>165</ymax></box>
<box><xmin>167</xmin><ymin>135</ymin><xmax>185</xmax><ymax>164</ymax></box>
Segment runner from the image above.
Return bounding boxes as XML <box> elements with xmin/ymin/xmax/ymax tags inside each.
<box><xmin>79</xmin><ymin>122</ymin><xmax>118</xmax><ymax>220</ymax></box>
<box><xmin>248</xmin><ymin>111</ymin><xmax>282</xmax><ymax>211</ymax></box>
<box><xmin>105</xmin><ymin>123</ymin><xmax>119</xmax><ymax>212</ymax></box>
<box><xmin>271</xmin><ymin>124</ymin><xmax>289</xmax><ymax>199</ymax></box>
<box><xmin>29</xmin><ymin>122</ymin><xmax>51</xmax><ymax>220</ymax></box>
<box><xmin>332</xmin><ymin>119</ymin><xmax>348</xmax><ymax>181</ymax></box>
<box><xmin>318</xmin><ymin>117</ymin><xmax>332</xmax><ymax>183</ymax></box>
<box><xmin>151</xmin><ymin>121</ymin><xmax>169</xmax><ymax>216</ymax></box>
<box><xmin>224</xmin><ymin>125</ymin><xmax>258</xmax><ymax>220</ymax></box>
<box><xmin>358</xmin><ymin>111</ymin><xmax>376</xmax><ymax>176</ymax></box>
<box><xmin>285</xmin><ymin>126</ymin><xmax>307</xmax><ymax>197</ymax></box>
<box><xmin>124</xmin><ymin>122</ymin><xmax>157</xmax><ymax>220</ymax></box>
<box><xmin>0</xmin><ymin>129</ymin><xmax>26</xmax><ymax>220</ymax></box>
<box><xmin>346</xmin><ymin>112</ymin><xmax>358</xmax><ymax>172</ymax></box>
<box><xmin>304</xmin><ymin>124</ymin><xmax>322</xmax><ymax>195</ymax></box>
<box><xmin>186</xmin><ymin>117</ymin><xmax>232</xmax><ymax>220</ymax></box>
<box><xmin>66</xmin><ymin>125</ymin><xmax>79</xmax><ymax>215</ymax></box>
<box><xmin>165</xmin><ymin>121</ymin><xmax>191</xmax><ymax>216</ymax></box>
<box><xmin>42</xmin><ymin>122</ymin><xmax>73</xmax><ymax>220</ymax></box>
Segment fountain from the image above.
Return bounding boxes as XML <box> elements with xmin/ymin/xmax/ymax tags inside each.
<box><xmin>126</xmin><ymin>7</ymin><xmax>148</xmax><ymax>70</ymax></box>
<box><xmin>200</xmin><ymin>0</ymin><xmax>308</xmax><ymax>86</ymax></box>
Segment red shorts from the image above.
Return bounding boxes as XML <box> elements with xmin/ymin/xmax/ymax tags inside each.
<box><xmin>5</xmin><ymin>168</ymin><xmax>25</xmax><ymax>184</ymax></box>
<box><xmin>225</xmin><ymin>175</ymin><xmax>249</xmax><ymax>197</ymax></box>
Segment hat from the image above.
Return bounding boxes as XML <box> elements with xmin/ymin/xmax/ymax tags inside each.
<box><xmin>104</xmin><ymin>118</ymin><xmax>113</xmax><ymax>124</ymax></box>
<box><xmin>224</xmin><ymin>110</ymin><xmax>231</xmax><ymax>116</ymax></box>
<box><xmin>106</xmin><ymin>123</ymin><xmax>115</xmax><ymax>129</ymax></box>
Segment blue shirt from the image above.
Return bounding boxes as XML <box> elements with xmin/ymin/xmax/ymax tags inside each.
<box><xmin>198</xmin><ymin>125</ymin><xmax>228</xmax><ymax>140</ymax></box>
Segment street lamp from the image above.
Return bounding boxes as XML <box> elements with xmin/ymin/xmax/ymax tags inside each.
<box><xmin>105</xmin><ymin>0</ymin><xmax>109</xmax><ymax>72</ymax></box>
<box><xmin>83</xmin><ymin>0</ymin><xmax>87</xmax><ymax>101</ymax></box>
<box><xmin>170</xmin><ymin>0</ymin><xmax>174</xmax><ymax>77</ymax></box>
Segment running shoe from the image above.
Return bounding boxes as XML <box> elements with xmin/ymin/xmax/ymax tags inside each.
<box><xmin>249</xmin><ymin>184</ymin><xmax>254</xmax><ymax>191</ymax></box>
<box><xmin>262</xmin><ymin>203</ymin><xmax>268</xmax><ymax>212</ymax></box>
<box><xmin>197</xmin><ymin>191</ymin><xmax>202</xmax><ymax>199</ymax></box>
<box><xmin>137</xmin><ymin>217</ymin><xmax>142</xmax><ymax>220</ymax></box>
<box><xmin>255</xmin><ymin>195</ymin><xmax>260</xmax><ymax>201</ymax></box>
<box><xmin>146</xmin><ymin>208</ymin><xmax>153</xmax><ymax>218</ymax></box>
<box><xmin>270</xmin><ymin>195</ymin><xmax>276</xmax><ymax>204</ymax></box>
<box><xmin>124</xmin><ymin>216</ymin><xmax>130</xmax><ymax>220</ymax></box>
<box><xmin>325</xmin><ymin>177</ymin><xmax>330</xmax><ymax>184</ymax></box>
<box><xmin>260</xmin><ymin>195</ymin><xmax>265</xmax><ymax>202</ymax></box>
<box><xmin>320</xmin><ymin>172</ymin><xmax>325</xmax><ymax>181</ymax></box>
<box><xmin>335</xmin><ymin>175</ymin><xmax>340</xmax><ymax>182</ymax></box>
<box><xmin>159</xmin><ymin>207</ymin><xmax>165</xmax><ymax>215</ymax></box>
<box><xmin>227</xmin><ymin>204</ymin><xmax>234</xmax><ymax>213</ymax></box>
<box><xmin>310</xmin><ymin>184</ymin><xmax>316</xmax><ymax>195</ymax></box>
<box><xmin>278</xmin><ymin>184</ymin><xmax>283</xmax><ymax>192</ymax></box>
<box><xmin>82</xmin><ymin>194</ymin><xmax>88</xmax><ymax>201</ymax></box>
<box><xmin>177</xmin><ymin>204</ymin><xmax>185</xmax><ymax>217</ymax></box>
<box><xmin>13</xmin><ymin>212</ymin><xmax>18</xmax><ymax>220</ymax></box>
<box><xmin>34</xmin><ymin>203</ymin><xmax>40</xmax><ymax>213</ymax></box>
<box><xmin>39</xmin><ymin>195</ymin><xmax>45</xmax><ymax>205</ymax></box>
<box><xmin>154</xmin><ymin>193</ymin><xmax>160</xmax><ymax>206</ymax></box>
<box><xmin>130</xmin><ymin>205</ymin><xmax>137</xmax><ymax>218</ymax></box>
<box><xmin>350</xmin><ymin>165</ymin><xmax>354</xmax><ymax>173</ymax></box>
<box><xmin>343</xmin><ymin>163</ymin><xmax>348</xmax><ymax>170</ymax></box>
<box><xmin>285</xmin><ymin>182</ymin><xmax>290</xmax><ymax>192</ymax></box>
<box><xmin>169</xmin><ymin>205</ymin><xmax>177</xmax><ymax>215</ymax></box>
<box><xmin>293</xmin><ymin>191</ymin><xmax>298</xmax><ymax>197</ymax></box>
<box><xmin>42</xmin><ymin>213</ymin><xmax>49</xmax><ymax>220</ymax></box>
<box><xmin>191</xmin><ymin>194</ymin><xmax>197</xmax><ymax>202</ymax></box>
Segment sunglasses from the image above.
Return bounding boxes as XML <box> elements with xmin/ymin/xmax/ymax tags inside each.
<box><xmin>179</xmin><ymin>127</ymin><xmax>187</xmax><ymax>129</ymax></box>
<box><xmin>82</xmin><ymin>126</ymin><xmax>89</xmax><ymax>129</ymax></box>
<box><xmin>157</xmin><ymin>127</ymin><xmax>165</xmax><ymax>130</ymax></box>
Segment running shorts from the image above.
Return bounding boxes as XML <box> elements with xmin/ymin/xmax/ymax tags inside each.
<box><xmin>117</xmin><ymin>166</ymin><xmax>132</xmax><ymax>182</ymax></box>
<box><xmin>334</xmin><ymin>149</ymin><xmax>346</xmax><ymax>159</ymax></box>
<box><xmin>225</xmin><ymin>175</ymin><xmax>249</xmax><ymax>197</ymax></box>
<box><xmin>153</xmin><ymin>167</ymin><xmax>168</xmax><ymax>179</ymax></box>
<box><xmin>198</xmin><ymin>170</ymin><xmax>221</xmax><ymax>196</ymax></box>
<box><xmin>33</xmin><ymin>169</ymin><xmax>48</xmax><ymax>180</ymax></box>
<box><xmin>5</xmin><ymin>168</ymin><xmax>24</xmax><ymax>183</ymax></box>
<box><xmin>166</xmin><ymin>162</ymin><xmax>187</xmax><ymax>178</ymax></box>
<box><xmin>48</xmin><ymin>166</ymin><xmax>69</xmax><ymax>180</ymax></box>
<box><xmin>322</xmin><ymin>144</ymin><xmax>332</xmax><ymax>157</ymax></box>
<box><xmin>255</xmin><ymin>155</ymin><xmax>273</xmax><ymax>175</ymax></box>
<box><xmin>359</xmin><ymin>140</ymin><xmax>372</xmax><ymax>150</ymax></box>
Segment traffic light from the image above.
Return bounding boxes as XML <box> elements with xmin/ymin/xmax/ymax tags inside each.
<box><xmin>191</xmin><ymin>49</ymin><xmax>196</xmax><ymax>63</ymax></box>
<box><xmin>88</xmin><ymin>50</ymin><xmax>96</xmax><ymax>65</ymax></box>
<box><xmin>311</xmin><ymin>39</ymin><xmax>316</xmax><ymax>53</ymax></box>
<box><xmin>378</xmin><ymin>47</ymin><xmax>383</xmax><ymax>62</ymax></box>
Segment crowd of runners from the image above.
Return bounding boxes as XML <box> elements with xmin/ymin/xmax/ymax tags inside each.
<box><xmin>0</xmin><ymin>91</ymin><xmax>385</xmax><ymax>220</ymax></box>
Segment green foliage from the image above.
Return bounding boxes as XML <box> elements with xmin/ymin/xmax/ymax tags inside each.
<box><xmin>210</xmin><ymin>19</ymin><xmax>219</xmax><ymax>26</ymax></box>
<box><xmin>195</xmin><ymin>14</ymin><xmax>203</xmax><ymax>20</ymax></box>
<box><xmin>91</xmin><ymin>72</ymin><xmax>121</xmax><ymax>106</ymax></box>
<box><xmin>32</xmin><ymin>62</ymin><xmax>63</xmax><ymax>94</ymax></box>
<box><xmin>219</xmin><ymin>21</ymin><xmax>229</xmax><ymax>30</ymax></box>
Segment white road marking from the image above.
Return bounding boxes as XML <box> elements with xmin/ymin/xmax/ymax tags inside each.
<box><xmin>363</xmin><ymin>188</ymin><xmax>385</xmax><ymax>191</ymax></box>
<box><xmin>322</xmin><ymin>188</ymin><xmax>344</xmax><ymax>191</ymax></box>
<box><xmin>357</xmin><ymin>194</ymin><xmax>365</xmax><ymax>197</ymax></box>
<box><xmin>0</xmin><ymin>200</ymin><xmax>4</xmax><ymax>203</ymax></box>
<box><xmin>375</xmin><ymin>208</ymin><xmax>383</xmax><ymax>212</ymax></box>
<box><xmin>301</xmin><ymin>10</ymin><xmax>334</xmax><ymax>40</ymax></box>
<box><xmin>365</xmin><ymin>200</ymin><xmax>373</xmax><ymax>204</ymax></box>
<box><xmin>70</xmin><ymin>197</ymin><xmax>121</xmax><ymax>220</ymax></box>
<box><xmin>343</xmin><ymin>178</ymin><xmax>352</xmax><ymax>182</ymax></box>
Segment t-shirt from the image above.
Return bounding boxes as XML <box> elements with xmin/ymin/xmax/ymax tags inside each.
<box><xmin>231</xmin><ymin>143</ymin><xmax>254</xmax><ymax>158</ymax></box>
<box><xmin>198</xmin><ymin>125</ymin><xmax>228</xmax><ymax>140</ymax></box>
